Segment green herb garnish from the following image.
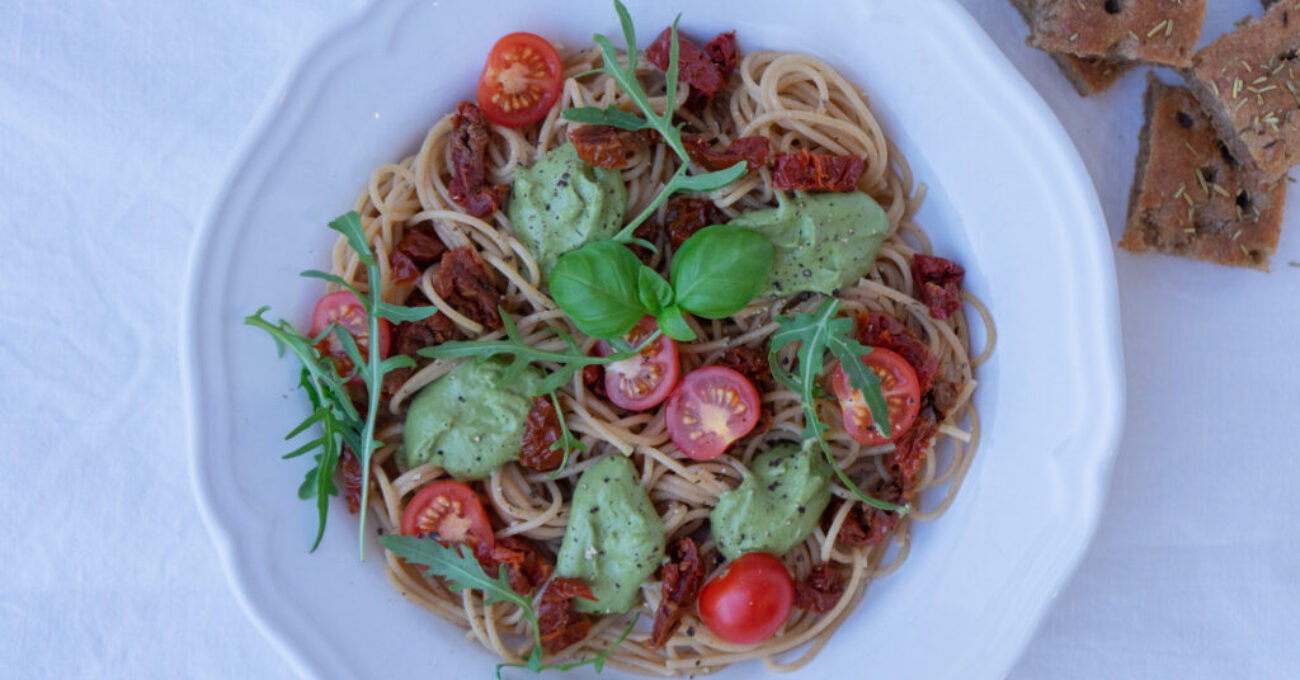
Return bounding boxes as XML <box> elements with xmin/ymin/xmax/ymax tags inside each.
<box><xmin>379</xmin><ymin>535</ymin><xmax>637</xmax><ymax>677</ymax></box>
<box><xmin>548</xmin><ymin>224</ymin><xmax>773</xmax><ymax>341</ymax></box>
<box><xmin>768</xmin><ymin>297</ymin><xmax>906</xmax><ymax>514</ymax></box>
<box><xmin>562</xmin><ymin>0</ymin><xmax>749</xmax><ymax>241</ymax></box>
<box><xmin>247</xmin><ymin>211</ymin><xmax>440</xmax><ymax>555</ymax></box>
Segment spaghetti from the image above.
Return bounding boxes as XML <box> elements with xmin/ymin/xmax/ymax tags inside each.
<box><xmin>327</xmin><ymin>40</ymin><xmax>993</xmax><ymax>677</ymax></box>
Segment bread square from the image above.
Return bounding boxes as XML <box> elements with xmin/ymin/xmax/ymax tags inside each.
<box><xmin>1121</xmin><ymin>75</ymin><xmax>1286</xmax><ymax>271</ymax></box>
<box><xmin>1182</xmin><ymin>1</ymin><xmax>1300</xmax><ymax>181</ymax></box>
<box><xmin>1008</xmin><ymin>0</ymin><xmax>1131</xmax><ymax>95</ymax></box>
<box><xmin>1028</xmin><ymin>0</ymin><xmax>1207</xmax><ymax>68</ymax></box>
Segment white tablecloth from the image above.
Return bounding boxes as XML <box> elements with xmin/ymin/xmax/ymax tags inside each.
<box><xmin>3</xmin><ymin>1</ymin><xmax>1297</xmax><ymax>678</ymax></box>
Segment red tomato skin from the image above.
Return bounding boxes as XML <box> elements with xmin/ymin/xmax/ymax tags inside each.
<box><xmin>597</xmin><ymin>317</ymin><xmax>680</xmax><ymax>412</ymax></box>
<box><xmin>665</xmin><ymin>366</ymin><xmax>760</xmax><ymax>461</ymax></box>
<box><xmin>400</xmin><ymin>481</ymin><xmax>496</xmax><ymax>561</ymax></box>
<box><xmin>476</xmin><ymin>32</ymin><xmax>564</xmax><ymax>128</ymax></box>
<box><xmin>698</xmin><ymin>552</ymin><xmax>795</xmax><ymax>645</ymax></box>
<box><xmin>308</xmin><ymin>290</ymin><xmax>391</xmax><ymax>380</ymax></box>
<box><xmin>831</xmin><ymin>347</ymin><xmax>921</xmax><ymax>446</ymax></box>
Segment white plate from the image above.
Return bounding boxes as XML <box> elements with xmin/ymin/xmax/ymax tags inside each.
<box><xmin>183</xmin><ymin>0</ymin><xmax>1125</xmax><ymax>678</ymax></box>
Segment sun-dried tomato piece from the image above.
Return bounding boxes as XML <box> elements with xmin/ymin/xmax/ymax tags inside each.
<box><xmin>537</xmin><ymin>578</ymin><xmax>597</xmax><ymax>654</ymax></box>
<box><xmin>703</xmin><ymin>31</ymin><xmax>739</xmax><ymax>84</ymax></box>
<box><xmin>569</xmin><ymin>124</ymin><xmax>658</xmax><ymax>169</ymax></box>
<box><xmin>581</xmin><ymin>363</ymin><xmax>607</xmax><ymax>401</ymax></box>
<box><xmin>829</xmin><ymin>479</ymin><xmax>905</xmax><ymax>549</ymax></box>
<box><xmin>646</xmin><ymin>28</ymin><xmax>739</xmax><ymax>109</ymax></box>
<box><xmin>433</xmin><ymin>247</ymin><xmax>502</xmax><ymax>329</ymax></box>
<box><xmin>717</xmin><ymin>346</ymin><xmax>770</xmax><ymax>385</ymax></box>
<box><xmin>339</xmin><ymin>447</ymin><xmax>364</xmax><ymax>514</ymax></box>
<box><xmin>888</xmin><ymin>408</ymin><xmax>938</xmax><ymax>491</ymax></box>
<box><xmin>681</xmin><ymin>133</ymin><xmax>769</xmax><ymax>172</ymax></box>
<box><xmin>482</xmin><ymin>536</ymin><xmax>553</xmax><ymax>595</ymax></box>
<box><xmin>390</xmin><ymin>221</ymin><xmax>449</xmax><ymax>285</ymax></box>
<box><xmin>379</xmin><ymin>295</ymin><xmax>457</xmax><ymax>400</ymax></box>
<box><xmin>855</xmin><ymin>310</ymin><xmax>938</xmax><ymax>396</ymax></box>
<box><xmin>912</xmin><ymin>254</ymin><xmax>965</xmax><ymax>320</ymax></box>
<box><xmin>660</xmin><ymin>196</ymin><xmax>720</xmax><ymax>250</ymax></box>
<box><xmin>447</xmin><ymin>102</ymin><xmax>510</xmax><ymax>217</ymax></box>
<box><xmin>519</xmin><ymin>396</ymin><xmax>564</xmax><ymax>473</ymax></box>
<box><xmin>770</xmin><ymin>149</ymin><xmax>864</xmax><ymax>192</ymax></box>
<box><xmin>648</xmin><ymin>537</ymin><xmax>706</xmax><ymax>649</ymax></box>
<box><xmin>794</xmin><ymin>563</ymin><xmax>846</xmax><ymax>614</ymax></box>
<box><xmin>928</xmin><ymin>377</ymin><xmax>963</xmax><ymax>420</ymax></box>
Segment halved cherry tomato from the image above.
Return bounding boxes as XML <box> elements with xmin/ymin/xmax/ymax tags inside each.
<box><xmin>698</xmin><ymin>552</ymin><xmax>795</xmax><ymax>645</ymax></box>
<box><xmin>596</xmin><ymin>317</ymin><xmax>679</xmax><ymax>411</ymax></box>
<box><xmin>400</xmin><ymin>481</ymin><xmax>496</xmax><ymax>561</ymax></box>
<box><xmin>309</xmin><ymin>291</ymin><xmax>391</xmax><ymax>380</ymax></box>
<box><xmin>477</xmin><ymin>32</ymin><xmax>564</xmax><ymax>128</ymax></box>
<box><xmin>665</xmin><ymin>366</ymin><xmax>760</xmax><ymax>461</ymax></box>
<box><xmin>831</xmin><ymin>347</ymin><xmax>920</xmax><ymax>446</ymax></box>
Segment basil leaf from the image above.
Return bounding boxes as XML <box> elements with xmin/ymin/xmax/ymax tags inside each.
<box><xmin>674</xmin><ymin>161</ymin><xmax>748</xmax><ymax>191</ymax></box>
<box><xmin>671</xmin><ymin>225</ymin><xmax>774</xmax><ymax>318</ymax></box>
<box><xmin>637</xmin><ymin>265</ymin><xmax>674</xmax><ymax>315</ymax></box>
<box><xmin>562</xmin><ymin>106</ymin><xmax>651</xmax><ymax>131</ymax></box>
<box><xmin>656</xmin><ymin>305</ymin><xmax>696</xmax><ymax>341</ymax></box>
<box><xmin>549</xmin><ymin>240</ymin><xmax>647</xmax><ymax>338</ymax></box>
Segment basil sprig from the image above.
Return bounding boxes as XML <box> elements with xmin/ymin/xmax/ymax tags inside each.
<box><xmin>550</xmin><ymin>225</ymin><xmax>773</xmax><ymax>341</ymax></box>
<box><xmin>247</xmin><ymin>211</ymin><xmax>441</xmax><ymax>555</ymax></box>
<box><xmin>380</xmin><ymin>536</ymin><xmax>638</xmax><ymax>677</ymax></box>
<box><xmin>562</xmin><ymin>0</ymin><xmax>749</xmax><ymax>242</ymax></box>
<box><xmin>768</xmin><ymin>298</ymin><xmax>906</xmax><ymax>514</ymax></box>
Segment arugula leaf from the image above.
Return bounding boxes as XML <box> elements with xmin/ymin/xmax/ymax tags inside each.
<box><xmin>245</xmin><ymin>314</ymin><xmax>351</xmax><ymax>550</ymax></box>
<box><xmin>380</xmin><ymin>535</ymin><xmax>638</xmax><ymax>677</ymax></box>
<box><xmin>561</xmin><ymin>1</ymin><xmax>749</xmax><ymax>242</ymax></box>
<box><xmin>562</xmin><ymin>106</ymin><xmax>650</xmax><ymax>130</ymax></box>
<box><xmin>768</xmin><ymin>298</ymin><xmax>907</xmax><ymax>514</ymax></box>
<box><xmin>419</xmin><ymin>308</ymin><xmax>658</xmax><ymax>391</ymax></box>
<box><xmin>247</xmin><ymin>211</ymin><xmax>430</xmax><ymax>556</ymax></box>
<box><xmin>496</xmin><ymin>616</ymin><xmax>640</xmax><ymax>679</ymax></box>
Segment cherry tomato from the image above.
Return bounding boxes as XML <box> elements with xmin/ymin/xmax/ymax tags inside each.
<box><xmin>698</xmin><ymin>552</ymin><xmax>795</xmax><ymax>645</ymax></box>
<box><xmin>476</xmin><ymin>32</ymin><xmax>564</xmax><ymax>128</ymax></box>
<box><xmin>665</xmin><ymin>366</ymin><xmax>760</xmax><ymax>461</ymax></box>
<box><xmin>831</xmin><ymin>347</ymin><xmax>921</xmax><ymax>445</ymax></box>
<box><xmin>400</xmin><ymin>481</ymin><xmax>496</xmax><ymax>561</ymax></box>
<box><xmin>596</xmin><ymin>317</ymin><xmax>680</xmax><ymax>411</ymax></box>
<box><xmin>309</xmin><ymin>291</ymin><xmax>391</xmax><ymax>380</ymax></box>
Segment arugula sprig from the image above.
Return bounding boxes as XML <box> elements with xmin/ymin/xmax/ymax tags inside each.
<box><xmin>419</xmin><ymin>308</ymin><xmax>659</xmax><ymax>474</ymax></box>
<box><xmin>562</xmin><ymin>0</ymin><xmax>748</xmax><ymax>241</ymax></box>
<box><xmin>380</xmin><ymin>536</ymin><xmax>638</xmax><ymax>677</ymax></box>
<box><xmin>244</xmin><ymin>314</ymin><xmax>361</xmax><ymax>550</ymax></box>
<box><xmin>247</xmin><ymin>211</ymin><xmax>441</xmax><ymax>556</ymax></box>
<box><xmin>768</xmin><ymin>298</ymin><xmax>907</xmax><ymax>514</ymax></box>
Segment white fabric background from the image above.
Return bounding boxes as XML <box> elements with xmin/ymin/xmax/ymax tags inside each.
<box><xmin>2</xmin><ymin>1</ymin><xmax>1297</xmax><ymax>678</ymax></box>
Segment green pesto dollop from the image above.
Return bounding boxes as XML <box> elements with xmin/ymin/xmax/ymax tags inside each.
<box><xmin>726</xmin><ymin>191</ymin><xmax>888</xmax><ymax>296</ymax></box>
<box><xmin>399</xmin><ymin>358</ymin><xmax>541</xmax><ymax>481</ymax></box>
<box><xmin>555</xmin><ymin>455</ymin><xmax>665</xmax><ymax>614</ymax></box>
<box><xmin>710</xmin><ymin>444</ymin><xmax>833</xmax><ymax>561</ymax></box>
<box><xmin>506</xmin><ymin>142</ymin><xmax>626</xmax><ymax>279</ymax></box>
